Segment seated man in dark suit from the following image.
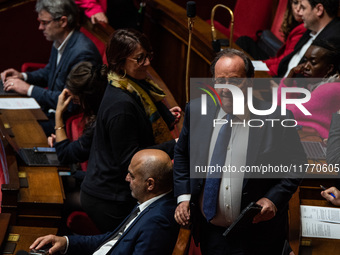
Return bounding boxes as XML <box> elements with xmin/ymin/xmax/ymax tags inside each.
<box><xmin>29</xmin><ymin>149</ymin><xmax>179</xmax><ymax>255</ymax></box>
<box><xmin>278</xmin><ymin>0</ymin><xmax>340</xmax><ymax>77</ymax></box>
<box><xmin>0</xmin><ymin>0</ymin><xmax>102</xmax><ymax>135</ymax></box>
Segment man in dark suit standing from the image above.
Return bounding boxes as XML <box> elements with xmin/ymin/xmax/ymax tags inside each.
<box><xmin>278</xmin><ymin>0</ymin><xmax>340</xmax><ymax>77</ymax></box>
<box><xmin>1</xmin><ymin>0</ymin><xmax>102</xmax><ymax>135</ymax></box>
<box><xmin>30</xmin><ymin>149</ymin><xmax>179</xmax><ymax>255</ymax></box>
<box><xmin>174</xmin><ymin>49</ymin><xmax>307</xmax><ymax>254</ymax></box>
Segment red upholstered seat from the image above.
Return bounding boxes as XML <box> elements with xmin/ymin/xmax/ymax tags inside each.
<box><xmin>270</xmin><ymin>0</ymin><xmax>289</xmax><ymax>42</ymax></box>
<box><xmin>80</xmin><ymin>27</ymin><xmax>108</xmax><ymax>65</ymax></box>
<box><xmin>207</xmin><ymin>0</ymin><xmax>275</xmax><ymax>41</ymax></box>
<box><xmin>65</xmin><ymin>112</ymin><xmax>88</xmax><ymax>172</ymax></box>
<box><xmin>21</xmin><ymin>62</ymin><xmax>46</xmax><ymax>72</ymax></box>
<box><xmin>67</xmin><ymin>211</ymin><xmax>101</xmax><ymax>235</ymax></box>
<box><xmin>0</xmin><ymin>139</ymin><xmax>9</xmax><ymax>213</ymax></box>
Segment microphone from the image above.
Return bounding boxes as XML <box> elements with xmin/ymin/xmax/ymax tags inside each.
<box><xmin>186</xmin><ymin>1</ymin><xmax>196</xmax><ymax>18</ymax></box>
<box><xmin>185</xmin><ymin>1</ymin><xmax>196</xmax><ymax>103</ymax></box>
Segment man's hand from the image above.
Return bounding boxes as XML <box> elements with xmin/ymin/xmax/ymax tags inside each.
<box><xmin>174</xmin><ymin>201</ymin><xmax>190</xmax><ymax>226</ymax></box>
<box><xmin>1</xmin><ymin>68</ymin><xmax>23</xmax><ymax>82</ymax></box>
<box><xmin>29</xmin><ymin>235</ymin><xmax>67</xmax><ymax>255</ymax></box>
<box><xmin>4</xmin><ymin>78</ymin><xmax>30</xmax><ymax>95</ymax></box>
<box><xmin>91</xmin><ymin>12</ymin><xmax>108</xmax><ymax>24</ymax></box>
<box><xmin>321</xmin><ymin>187</ymin><xmax>340</xmax><ymax>206</ymax></box>
<box><xmin>253</xmin><ymin>197</ymin><xmax>277</xmax><ymax>223</ymax></box>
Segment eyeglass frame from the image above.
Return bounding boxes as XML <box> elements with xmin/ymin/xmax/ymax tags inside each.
<box><xmin>127</xmin><ymin>52</ymin><xmax>154</xmax><ymax>66</ymax></box>
<box><xmin>37</xmin><ymin>16</ymin><xmax>62</xmax><ymax>26</ymax></box>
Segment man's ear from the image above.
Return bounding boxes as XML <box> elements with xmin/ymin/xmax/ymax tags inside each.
<box><xmin>59</xmin><ymin>16</ymin><xmax>68</xmax><ymax>28</ymax></box>
<box><xmin>146</xmin><ymin>178</ymin><xmax>155</xmax><ymax>191</ymax></box>
<box><xmin>314</xmin><ymin>3</ymin><xmax>324</xmax><ymax>17</ymax></box>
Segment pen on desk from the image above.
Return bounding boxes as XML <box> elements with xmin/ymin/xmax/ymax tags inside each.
<box><xmin>320</xmin><ymin>185</ymin><xmax>336</xmax><ymax>198</ymax></box>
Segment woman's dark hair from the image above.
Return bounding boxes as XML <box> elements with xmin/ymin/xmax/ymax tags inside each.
<box><xmin>311</xmin><ymin>39</ymin><xmax>340</xmax><ymax>74</ymax></box>
<box><xmin>280</xmin><ymin>0</ymin><xmax>301</xmax><ymax>42</ymax></box>
<box><xmin>66</xmin><ymin>61</ymin><xmax>107</xmax><ymax>129</ymax></box>
<box><xmin>106</xmin><ymin>29</ymin><xmax>152</xmax><ymax>75</ymax></box>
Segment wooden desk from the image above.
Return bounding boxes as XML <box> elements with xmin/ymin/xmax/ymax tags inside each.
<box><xmin>15</xmin><ymin>166</ymin><xmax>64</xmax><ymax>227</ymax></box>
<box><xmin>0</xmin><ymin>110</ymin><xmax>48</xmax><ymax>148</ymax></box>
<box><xmin>0</xmin><ymin>109</ymin><xmax>64</xmax><ymax>227</ymax></box>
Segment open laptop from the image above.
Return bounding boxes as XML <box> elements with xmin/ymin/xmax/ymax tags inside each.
<box><xmin>0</xmin><ymin>79</ymin><xmax>20</xmax><ymax>96</ymax></box>
<box><xmin>301</xmin><ymin>141</ymin><xmax>327</xmax><ymax>160</ymax></box>
<box><xmin>0</xmin><ymin>118</ymin><xmax>61</xmax><ymax>167</ymax></box>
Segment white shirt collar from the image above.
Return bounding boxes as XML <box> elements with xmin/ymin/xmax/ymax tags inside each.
<box><xmin>137</xmin><ymin>190</ymin><xmax>171</xmax><ymax>213</ymax></box>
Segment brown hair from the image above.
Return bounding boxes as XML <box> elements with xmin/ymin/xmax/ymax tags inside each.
<box><xmin>66</xmin><ymin>61</ymin><xmax>107</xmax><ymax>129</ymax></box>
<box><xmin>280</xmin><ymin>0</ymin><xmax>301</xmax><ymax>42</ymax></box>
<box><xmin>106</xmin><ymin>29</ymin><xmax>152</xmax><ymax>75</ymax></box>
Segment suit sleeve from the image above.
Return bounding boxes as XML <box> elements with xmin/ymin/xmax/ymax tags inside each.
<box><xmin>67</xmin><ymin>232</ymin><xmax>113</xmax><ymax>255</ymax></box>
<box><xmin>173</xmin><ymin>103</ymin><xmax>191</xmax><ymax>197</ymax></box>
<box><xmin>264</xmin><ymin>110</ymin><xmax>306</xmax><ymax>211</ymax></box>
<box><xmin>29</xmin><ymin>38</ymin><xmax>102</xmax><ymax>109</ymax></box>
<box><xmin>131</xmin><ymin>215</ymin><xmax>178</xmax><ymax>255</ymax></box>
<box><xmin>327</xmin><ymin>113</ymin><xmax>340</xmax><ymax>165</ymax></box>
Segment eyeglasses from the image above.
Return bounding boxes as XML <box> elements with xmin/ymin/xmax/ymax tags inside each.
<box><xmin>37</xmin><ymin>17</ymin><xmax>61</xmax><ymax>26</ymax></box>
<box><xmin>214</xmin><ymin>77</ymin><xmax>245</xmax><ymax>86</ymax></box>
<box><xmin>127</xmin><ymin>52</ymin><xmax>154</xmax><ymax>66</ymax></box>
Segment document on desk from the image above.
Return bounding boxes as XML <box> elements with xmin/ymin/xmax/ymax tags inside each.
<box><xmin>301</xmin><ymin>205</ymin><xmax>340</xmax><ymax>239</ymax></box>
<box><xmin>0</xmin><ymin>98</ymin><xmax>40</xmax><ymax>109</ymax></box>
<box><xmin>251</xmin><ymin>61</ymin><xmax>270</xmax><ymax>71</ymax></box>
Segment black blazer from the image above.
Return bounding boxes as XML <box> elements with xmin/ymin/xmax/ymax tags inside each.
<box><xmin>174</xmin><ymin>97</ymin><xmax>307</xmax><ymax>246</ymax></box>
<box><xmin>277</xmin><ymin>17</ymin><xmax>340</xmax><ymax>77</ymax></box>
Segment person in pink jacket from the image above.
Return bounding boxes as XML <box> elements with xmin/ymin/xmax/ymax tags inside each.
<box><xmin>277</xmin><ymin>39</ymin><xmax>340</xmax><ymax>138</ymax></box>
<box><xmin>75</xmin><ymin>0</ymin><xmax>139</xmax><ymax>29</ymax></box>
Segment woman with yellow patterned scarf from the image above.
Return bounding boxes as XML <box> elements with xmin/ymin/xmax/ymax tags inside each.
<box><xmin>80</xmin><ymin>29</ymin><xmax>181</xmax><ymax>233</ymax></box>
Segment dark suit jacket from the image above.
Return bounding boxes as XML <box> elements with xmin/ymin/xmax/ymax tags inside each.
<box><xmin>27</xmin><ymin>30</ymin><xmax>102</xmax><ymax>111</ymax></box>
<box><xmin>174</xmin><ymin>97</ymin><xmax>307</xmax><ymax>247</ymax></box>
<box><xmin>67</xmin><ymin>193</ymin><xmax>179</xmax><ymax>255</ymax></box>
<box><xmin>277</xmin><ymin>17</ymin><xmax>340</xmax><ymax>77</ymax></box>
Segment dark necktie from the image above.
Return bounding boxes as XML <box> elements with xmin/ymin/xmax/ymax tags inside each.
<box><xmin>111</xmin><ymin>206</ymin><xmax>140</xmax><ymax>241</ymax></box>
<box><xmin>94</xmin><ymin>206</ymin><xmax>140</xmax><ymax>255</ymax></box>
<box><xmin>203</xmin><ymin>114</ymin><xmax>233</xmax><ymax>222</ymax></box>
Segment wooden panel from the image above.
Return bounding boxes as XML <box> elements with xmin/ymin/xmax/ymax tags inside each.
<box><xmin>144</xmin><ymin>0</ymin><xmax>271</xmax><ymax>109</ymax></box>
<box><xmin>6</xmin><ymin>225</ymin><xmax>57</xmax><ymax>254</ymax></box>
<box><xmin>18</xmin><ymin>166</ymin><xmax>63</xmax><ymax>205</ymax></box>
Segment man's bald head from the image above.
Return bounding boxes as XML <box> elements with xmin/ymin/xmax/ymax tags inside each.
<box><xmin>126</xmin><ymin>149</ymin><xmax>173</xmax><ymax>202</ymax></box>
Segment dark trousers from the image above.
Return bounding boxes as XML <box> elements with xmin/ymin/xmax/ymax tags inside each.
<box><xmin>80</xmin><ymin>190</ymin><xmax>136</xmax><ymax>233</ymax></box>
<box><xmin>199</xmin><ymin>215</ymin><xmax>285</xmax><ymax>255</ymax></box>
<box><xmin>200</xmin><ymin>217</ymin><xmax>246</xmax><ymax>255</ymax></box>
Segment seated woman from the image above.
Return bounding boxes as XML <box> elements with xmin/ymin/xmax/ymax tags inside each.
<box><xmin>48</xmin><ymin>61</ymin><xmax>107</xmax><ymax>177</ymax></box>
<box><xmin>80</xmin><ymin>29</ymin><xmax>181</xmax><ymax>233</ymax></box>
<box><xmin>237</xmin><ymin>0</ymin><xmax>306</xmax><ymax>76</ymax></box>
<box><xmin>277</xmin><ymin>39</ymin><xmax>340</xmax><ymax>139</ymax></box>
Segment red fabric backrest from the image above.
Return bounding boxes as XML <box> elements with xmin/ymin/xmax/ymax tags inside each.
<box><xmin>206</xmin><ymin>0</ymin><xmax>275</xmax><ymax>41</ymax></box>
<box><xmin>67</xmin><ymin>211</ymin><xmax>101</xmax><ymax>235</ymax></box>
<box><xmin>271</xmin><ymin>0</ymin><xmax>289</xmax><ymax>42</ymax></box>
<box><xmin>0</xmin><ymin>139</ymin><xmax>9</xmax><ymax>213</ymax></box>
<box><xmin>65</xmin><ymin>113</ymin><xmax>88</xmax><ymax>171</ymax></box>
<box><xmin>80</xmin><ymin>27</ymin><xmax>108</xmax><ymax>65</ymax></box>
<box><xmin>21</xmin><ymin>63</ymin><xmax>46</xmax><ymax>73</ymax></box>
<box><xmin>233</xmin><ymin>0</ymin><xmax>275</xmax><ymax>40</ymax></box>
